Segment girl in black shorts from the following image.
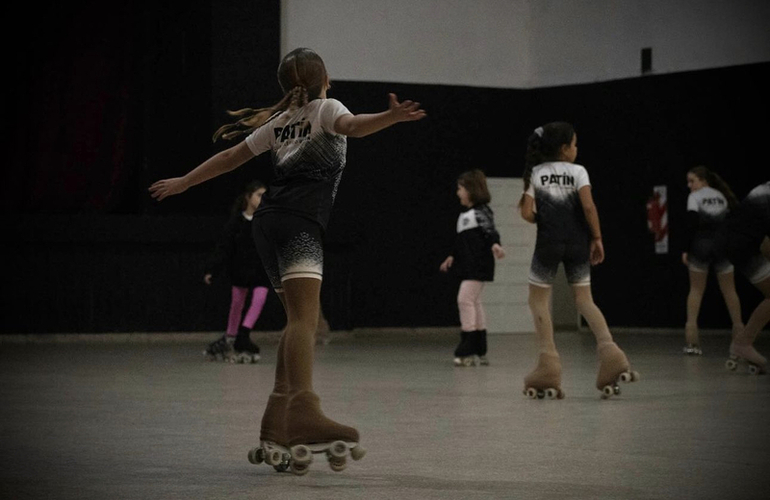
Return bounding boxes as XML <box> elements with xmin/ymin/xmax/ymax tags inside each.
<box><xmin>681</xmin><ymin>166</ymin><xmax>743</xmax><ymax>355</ymax></box>
<box><xmin>150</xmin><ymin>47</ymin><xmax>426</xmax><ymax>472</ymax></box>
<box><xmin>519</xmin><ymin>122</ymin><xmax>638</xmax><ymax>399</ymax></box>
<box><xmin>720</xmin><ymin>182</ymin><xmax>770</xmax><ymax>374</ymax></box>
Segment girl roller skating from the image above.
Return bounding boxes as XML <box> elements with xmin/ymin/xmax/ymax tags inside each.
<box><xmin>439</xmin><ymin>169</ymin><xmax>505</xmax><ymax>367</ymax></box>
<box><xmin>519</xmin><ymin>122</ymin><xmax>639</xmax><ymax>399</ymax></box>
<box><xmin>718</xmin><ymin>182</ymin><xmax>770</xmax><ymax>375</ymax></box>
<box><xmin>150</xmin><ymin>47</ymin><xmax>426</xmax><ymax>474</ymax></box>
<box><xmin>202</xmin><ymin>180</ymin><xmax>270</xmax><ymax>363</ymax></box>
<box><xmin>681</xmin><ymin>166</ymin><xmax>743</xmax><ymax>355</ymax></box>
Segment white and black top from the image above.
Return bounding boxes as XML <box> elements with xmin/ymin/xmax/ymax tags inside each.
<box><xmin>725</xmin><ymin>181</ymin><xmax>770</xmax><ymax>248</ymax></box>
<box><xmin>450</xmin><ymin>204</ymin><xmax>501</xmax><ymax>281</ymax></box>
<box><xmin>684</xmin><ymin>186</ymin><xmax>730</xmax><ymax>249</ymax></box>
<box><xmin>525</xmin><ymin>162</ymin><xmax>591</xmax><ymax>244</ymax></box>
<box><xmin>245</xmin><ymin>98</ymin><xmax>352</xmax><ymax>229</ymax></box>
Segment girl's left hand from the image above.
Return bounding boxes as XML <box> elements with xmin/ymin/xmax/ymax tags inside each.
<box><xmin>492</xmin><ymin>243</ymin><xmax>506</xmax><ymax>259</ymax></box>
<box><xmin>149</xmin><ymin>177</ymin><xmax>188</xmax><ymax>201</ymax></box>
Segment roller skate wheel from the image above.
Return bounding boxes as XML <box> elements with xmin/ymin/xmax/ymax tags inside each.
<box><xmin>328</xmin><ymin>441</ymin><xmax>348</xmax><ymax>459</ymax></box>
<box><xmin>601</xmin><ymin>385</ymin><xmax>615</xmax><ymax>398</ymax></box>
<box><xmin>273</xmin><ymin>462</ymin><xmax>290</xmax><ymax>473</ymax></box>
<box><xmin>290</xmin><ymin>462</ymin><xmax>310</xmax><ymax>476</ymax></box>
<box><xmin>329</xmin><ymin>457</ymin><xmax>347</xmax><ymax>472</ymax></box>
<box><xmin>725</xmin><ymin>358</ymin><xmax>738</xmax><ymax>371</ymax></box>
<box><xmin>545</xmin><ymin>388</ymin><xmax>558</xmax><ymax>399</ymax></box>
<box><xmin>247</xmin><ymin>447</ymin><xmax>264</xmax><ymax>464</ymax></box>
<box><xmin>265</xmin><ymin>448</ymin><xmax>282</xmax><ymax>466</ymax></box>
<box><xmin>350</xmin><ymin>445</ymin><xmax>366</xmax><ymax>461</ymax></box>
<box><xmin>749</xmin><ymin>364</ymin><xmax>759</xmax><ymax>375</ymax></box>
<box><xmin>525</xmin><ymin>387</ymin><xmax>538</xmax><ymax>399</ymax></box>
<box><xmin>619</xmin><ymin>372</ymin><xmax>633</xmax><ymax>383</ymax></box>
<box><xmin>290</xmin><ymin>445</ymin><xmax>313</xmax><ymax>465</ymax></box>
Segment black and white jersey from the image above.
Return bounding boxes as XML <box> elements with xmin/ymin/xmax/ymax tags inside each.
<box><xmin>687</xmin><ymin>186</ymin><xmax>729</xmax><ymax>231</ymax></box>
<box><xmin>245</xmin><ymin>98</ymin><xmax>352</xmax><ymax>229</ymax></box>
<box><xmin>451</xmin><ymin>204</ymin><xmax>501</xmax><ymax>282</ymax></box>
<box><xmin>525</xmin><ymin>162</ymin><xmax>591</xmax><ymax>244</ymax></box>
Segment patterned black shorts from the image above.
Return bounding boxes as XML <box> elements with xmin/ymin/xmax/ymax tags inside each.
<box><xmin>252</xmin><ymin>212</ymin><xmax>324</xmax><ymax>291</ymax></box>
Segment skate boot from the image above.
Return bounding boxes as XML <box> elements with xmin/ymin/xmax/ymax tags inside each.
<box><xmin>726</xmin><ymin>340</ymin><xmax>767</xmax><ymax>375</ymax></box>
<box><xmin>278</xmin><ymin>390</ymin><xmax>366</xmax><ymax>475</ymax></box>
<box><xmin>248</xmin><ymin>393</ymin><xmax>291</xmax><ymax>472</ymax></box>
<box><xmin>683</xmin><ymin>344</ymin><xmax>703</xmax><ymax>356</ymax></box>
<box><xmin>453</xmin><ymin>331</ymin><xmax>479</xmax><ymax>367</ymax></box>
<box><xmin>202</xmin><ymin>334</ymin><xmax>234</xmax><ymax>361</ymax></box>
<box><xmin>477</xmin><ymin>330</ymin><xmax>490</xmax><ymax>366</ymax></box>
<box><xmin>523</xmin><ymin>352</ymin><xmax>564</xmax><ymax>399</ymax></box>
<box><xmin>229</xmin><ymin>326</ymin><xmax>260</xmax><ymax>363</ymax></box>
<box><xmin>596</xmin><ymin>342</ymin><xmax>640</xmax><ymax>399</ymax></box>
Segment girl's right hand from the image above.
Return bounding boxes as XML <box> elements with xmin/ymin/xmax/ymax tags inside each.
<box><xmin>439</xmin><ymin>256</ymin><xmax>454</xmax><ymax>272</ymax></box>
<box><xmin>203</xmin><ymin>274</ymin><xmax>213</xmax><ymax>285</ymax></box>
<box><xmin>149</xmin><ymin>177</ymin><xmax>188</xmax><ymax>201</ymax></box>
<box><xmin>681</xmin><ymin>252</ymin><xmax>689</xmax><ymax>266</ymax></box>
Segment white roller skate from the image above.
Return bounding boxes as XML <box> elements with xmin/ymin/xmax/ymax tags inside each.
<box><xmin>726</xmin><ymin>341</ymin><xmax>767</xmax><ymax>375</ymax></box>
<box><xmin>596</xmin><ymin>342</ymin><xmax>640</xmax><ymax>399</ymax></box>
<box><xmin>523</xmin><ymin>352</ymin><xmax>565</xmax><ymax>400</ymax></box>
<box><xmin>683</xmin><ymin>344</ymin><xmax>703</xmax><ymax>356</ymax></box>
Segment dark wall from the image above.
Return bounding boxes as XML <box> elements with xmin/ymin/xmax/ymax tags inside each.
<box><xmin>4</xmin><ymin>2</ymin><xmax>768</xmax><ymax>333</ymax></box>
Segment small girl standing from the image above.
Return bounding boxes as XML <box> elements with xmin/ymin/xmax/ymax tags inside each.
<box><xmin>519</xmin><ymin>122</ymin><xmax>638</xmax><ymax>399</ymax></box>
<box><xmin>682</xmin><ymin>166</ymin><xmax>743</xmax><ymax>355</ymax></box>
<box><xmin>440</xmin><ymin>169</ymin><xmax>505</xmax><ymax>366</ymax></box>
<box><xmin>203</xmin><ymin>180</ymin><xmax>270</xmax><ymax>363</ymax></box>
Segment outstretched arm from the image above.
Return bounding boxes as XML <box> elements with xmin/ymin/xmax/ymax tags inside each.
<box><xmin>149</xmin><ymin>141</ymin><xmax>255</xmax><ymax>201</ymax></box>
<box><xmin>334</xmin><ymin>93</ymin><xmax>426</xmax><ymax>138</ymax></box>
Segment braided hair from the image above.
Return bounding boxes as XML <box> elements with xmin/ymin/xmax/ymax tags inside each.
<box><xmin>212</xmin><ymin>48</ymin><xmax>329</xmax><ymax>142</ymax></box>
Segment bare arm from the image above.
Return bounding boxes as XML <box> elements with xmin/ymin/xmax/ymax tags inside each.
<box><xmin>334</xmin><ymin>93</ymin><xmax>426</xmax><ymax>138</ymax></box>
<box><xmin>578</xmin><ymin>185</ymin><xmax>605</xmax><ymax>264</ymax></box>
<box><xmin>149</xmin><ymin>141</ymin><xmax>255</xmax><ymax>201</ymax></box>
<box><xmin>520</xmin><ymin>194</ymin><xmax>536</xmax><ymax>223</ymax></box>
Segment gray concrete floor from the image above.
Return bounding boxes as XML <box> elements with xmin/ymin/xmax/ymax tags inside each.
<box><xmin>1</xmin><ymin>331</ymin><xmax>769</xmax><ymax>500</ymax></box>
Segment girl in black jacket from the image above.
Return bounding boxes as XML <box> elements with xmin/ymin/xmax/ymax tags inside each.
<box><xmin>440</xmin><ymin>169</ymin><xmax>505</xmax><ymax>366</ymax></box>
<box><xmin>203</xmin><ymin>180</ymin><xmax>271</xmax><ymax>363</ymax></box>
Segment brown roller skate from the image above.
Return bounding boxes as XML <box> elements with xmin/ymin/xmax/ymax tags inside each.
<box><xmin>248</xmin><ymin>393</ymin><xmax>291</xmax><ymax>472</ymax></box>
<box><xmin>596</xmin><ymin>342</ymin><xmax>640</xmax><ymax>399</ymax></box>
<box><xmin>726</xmin><ymin>341</ymin><xmax>767</xmax><ymax>375</ymax></box>
<box><xmin>523</xmin><ymin>352</ymin><xmax>565</xmax><ymax>399</ymax></box>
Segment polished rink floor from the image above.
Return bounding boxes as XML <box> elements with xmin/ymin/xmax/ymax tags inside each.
<box><xmin>1</xmin><ymin>330</ymin><xmax>768</xmax><ymax>500</ymax></box>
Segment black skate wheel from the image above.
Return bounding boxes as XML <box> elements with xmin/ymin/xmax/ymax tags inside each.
<box><xmin>273</xmin><ymin>462</ymin><xmax>290</xmax><ymax>473</ymax></box>
<box><xmin>247</xmin><ymin>447</ymin><xmax>264</xmax><ymax>464</ymax></box>
<box><xmin>613</xmin><ymin>385</ymin><xmax>620</xmax><ymax>395</ymax></box>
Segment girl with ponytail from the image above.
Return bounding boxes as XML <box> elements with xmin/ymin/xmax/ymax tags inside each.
<box><xmin>519</xmin><ymin>122</ymin><xmax>639</xmax><ymax>400</ymax></box>
<box><xmin>682</xmin><ymin>166</ymin><xmax>744</xmax><ymax>355</ymax></box>
<box><xmin>150</xmin><ymin>47</ymin><xmax>426</xmax><ymax>473</ymax></box>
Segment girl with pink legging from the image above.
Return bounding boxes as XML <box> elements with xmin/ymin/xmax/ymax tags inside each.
<box><xmin>203</xmin><ymin>180</ymin><xmax>271</xmax><ymax>363</ymax></box>
<box><xmin>440</xmin><ymin>169</ymin><xmax>506</xmax><ymax>366</ymax></box>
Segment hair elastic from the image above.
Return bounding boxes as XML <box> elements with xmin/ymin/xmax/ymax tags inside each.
<box><xmin>534</xmin><ymin>127</ymin><xmax>544</xmax><ymax>137</ymax></box>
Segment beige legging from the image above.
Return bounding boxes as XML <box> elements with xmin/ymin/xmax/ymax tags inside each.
<box><xmin>529</xmin><ymin>283</ymin><xmax>612</xmax><ymax>354</ymax></box>
<box><xmin>458</xmin><ymin>280</ymin><xmax>486</xmax><ymax>332</ymax></box>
